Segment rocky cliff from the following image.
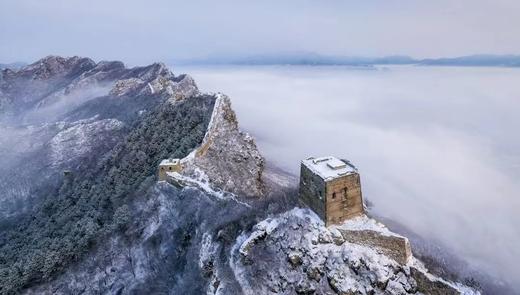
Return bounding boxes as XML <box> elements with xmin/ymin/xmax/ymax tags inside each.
<box><xmin>0</xmin><ymin>56</ymin><xmax>480</xmax><ymax>295</ymax></box>
<box><xmin>179</xmin><ymin>93</ymin><xmax>265</xmax><ymax>198</ymax></box>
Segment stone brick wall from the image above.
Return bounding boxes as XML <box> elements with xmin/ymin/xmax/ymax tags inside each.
<box><xmin>325</xmin><ymin>173</ymin><xmax>364</xmax><ymax>225</ymax></box>
<box><xmin>339</xmin><ymin>229</ymin><xmax>412</xmax><ymax>265</ymax></box>
<box><xmin>299</xmin><ymin>164</ymin><xmax>326</xmax><ymax>221</ymax></box>
<box><xmin>158</xmin><ymin>163</ymin><xmax>181</xmax><ymax>181</ymax></box>
<box><xmin>410</xmin><ymin>267</ymin><xmax>460</xmax><ymax>295</ymax></box>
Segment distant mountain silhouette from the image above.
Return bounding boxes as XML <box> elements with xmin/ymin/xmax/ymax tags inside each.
<box><xmin>176</xmin><ymin>53</ymin><xmax>520</xmax><ymax>67</ymax></box>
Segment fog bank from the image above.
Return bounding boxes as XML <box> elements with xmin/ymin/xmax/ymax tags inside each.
<box><xmin>178</xmin><ymin>64</ymin><xmax>520</xmax><ymax>287</ymax></box>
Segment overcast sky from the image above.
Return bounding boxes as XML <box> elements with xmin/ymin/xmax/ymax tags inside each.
<box><xmin>1</xmin><ymin>0</ymin><xmax>520</xmax><ymax>64</ymax></box>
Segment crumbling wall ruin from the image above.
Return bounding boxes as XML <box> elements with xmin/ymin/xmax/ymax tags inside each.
<box><xmin>338</xmin><ymin>229</ymin><xmax>412</xmax><ymax>265</ymax></box>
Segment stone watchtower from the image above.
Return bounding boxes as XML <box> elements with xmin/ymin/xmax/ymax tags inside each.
<box><xmin>158</xmin><ymin>158</ymin><xmax>181</xmax><ymax>181</ymax></box>
<box><xmin>299</xmin><ymin>156</ymin><xmax>364</xmax><ymax>226</ymax></box>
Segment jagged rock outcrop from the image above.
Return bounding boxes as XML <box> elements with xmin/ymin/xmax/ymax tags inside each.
<box><xmin>16</xmin><ymin>56</ymin><xmax>96</xmax><ymax>80</ymax></box>
<box><xmin>0</xmin><ymin>56</ymin><xmax>97</xmax><ymax>115</ymax></box>
<box><xmin>107</xmin><ymin>63</ymin><xmax>197</xmax><ymax>99</ymax></box>
<box><xmin>0</xmin><ymin>55</ymin><xmax>198</xmax><ymax>122</ymax></box>
<box><xmin>180</xmin><ymin>93</ymin><xmax>265</xmax><ymax>198</ymax></box>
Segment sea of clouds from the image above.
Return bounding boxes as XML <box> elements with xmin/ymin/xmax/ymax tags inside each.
<box><xmin>179</xmin><ymin>64</ymin><xmax>520</xmax><ymax>288</ymax></box>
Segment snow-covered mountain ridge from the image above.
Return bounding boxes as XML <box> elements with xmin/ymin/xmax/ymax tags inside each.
<box><xmin>0</xmin><ymin>56</ymin><xmax>481</xmax><ymax>294</ymax></box>
<box><xmin>0</xmin><ymin>55</ymin><xmax>199</xmax><ymax>218</ymax></box>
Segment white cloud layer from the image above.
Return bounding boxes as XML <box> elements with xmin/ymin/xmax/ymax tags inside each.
<box><xmin>179</xmin><ymin>64</ymin><xmax>520</xmax><ymax>288</ymax></box>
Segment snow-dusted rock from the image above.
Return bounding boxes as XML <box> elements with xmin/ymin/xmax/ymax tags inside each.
<box><xmin>180</xmin><ymin>93</ymin><xmax>265</xmax><ymax>198</ymax></box>
<box><xmin>169</xmin><ymin>74</ymin><xmax>199</xmax><ymax>99</ymax></box>
<box><xmin>110</xmin><ymin>78</ymin><xmax>146</xmax><ymax>96</ymax></box>
<box><xmin>0</xmin><ymin>56</ymin><xmax>97</xmax><ymax>114</ymax></box>
<box><xmin>16</xmin><ymin>55</ymin><xmax>96</xmax><ymax>81</ymax></box>
<box><xmin>229</xmin><ymin>208</ymin><xmax>479</xmax><ymax>295</ymax></box>
<box><xmin>141</xmin><ymin>73</ymin><xmax>199</xmax><ymax>100</ymax></box>
<box><xmin>0</xmin><ymin>56</ymin><xmax>198</xmax><ymax>120</ymax></box>
<box><xmin>49</xmin><ymin>118</ymin><xmax>125</xmax><ymax>168</ymax></box>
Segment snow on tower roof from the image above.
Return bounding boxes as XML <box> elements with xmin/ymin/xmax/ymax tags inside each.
<box><xmin>160</xmin><ymin>158</ymin><xmax>180</xmax><ymax>166</ymax></box>
<box><xmin>302</xmin><ymin>156</ymin><xmax>357</xmax><ymax>181</ymax></box>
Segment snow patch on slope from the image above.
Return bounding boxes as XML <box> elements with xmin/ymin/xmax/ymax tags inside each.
<box><xmin>50</xmin><ymin>118</ymin><xmax>125</xmax><ymax>168</ymax></box>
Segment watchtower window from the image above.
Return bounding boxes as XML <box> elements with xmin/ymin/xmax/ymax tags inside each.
<box><xmin>169</xmin><ymin>167</ymin><xmax>172</xmax><ymax>170</ymax></box>
<box><xmin>332</xmin><ymin>192</ymin><xmax>336</xmax><ymax>199</ymax></box>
